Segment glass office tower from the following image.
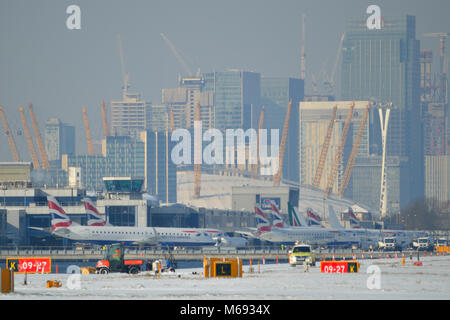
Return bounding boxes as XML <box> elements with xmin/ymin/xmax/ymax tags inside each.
<box><xmin>261</xmin><ymin>77</ymin><xmax>304</xmax><ymax>183</ymax></box>
<box><xmin>341</xmin><ymin>15</ymin><xmax>423</xmax><ymax>213</ymax></box>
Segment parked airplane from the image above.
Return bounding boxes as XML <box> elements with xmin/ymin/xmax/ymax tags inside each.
<box><xmin>42</xmin><ymin>196</ymin><xmax>220</xmax><ymax>247</ymax></box>
<box><xmin>81</xmin><ymin>197</ymin><xmax>247</xmax><ymax>247</ymax></box>
<box><xmin>327</xmin><ymin>205</ymin><xmax>380</xmax><ymax>249</ymax></box>
<box><xmin>254</xmin><ymin>205</ymin><xmax>357</xmax><ymax>247</ymax></box>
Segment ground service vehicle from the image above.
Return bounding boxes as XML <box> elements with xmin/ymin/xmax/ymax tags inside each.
<box><xmin>416</xmin><ymin>237</ymin><xmax>434</xmax><ymax>251</ymax></box>
<box><xmin>289</xmin><ymin>244</ymin><xmax>316</xmax><ymax>266</ymax></box>
<box><xmin>379</xmin><ymin>237</ymin><xmax>402</xmax><ymax>251</ymax></box>
<box><xmin>96</xmin><ymin>244</ymin><xmax>144</xmax><ymax>274</ymax></box>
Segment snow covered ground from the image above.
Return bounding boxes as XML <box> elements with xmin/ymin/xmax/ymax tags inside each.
<box><xmin>2</xmin><ymin>255</ymin><xmax>449</xmax><ymax>300</ymax></box>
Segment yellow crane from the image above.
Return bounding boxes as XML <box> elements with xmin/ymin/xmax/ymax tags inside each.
<box><xmin>28</xmin><ymin>103</ymin><xmax>50</xmax><ymax>169</ymax></box>
<box><xmin>18</xmin><ymin>105</ymin><xmax>41</xmax><ymax>170</ymax></box>
<box><xmin>338</xmin><ymin>103</ymin><xmax>370</xmax><ymax>198</ymax></box>
<box><xmin>313</xmin><ymin>105</ymin><xmax>337</xmax><ymax>188</ymax></box>
<box><xmin>193</xmin><ymin>102</ymin><xmax>201</xmax><ymax>198</ymax></box>
<box><xmin>253</xmin><ymin>106</ymin><xmax>265</xmax><ymax>177</ymax></box>
<box><xmin>273</xmin><ymin>100</ymin><xmax>292</xmax><ymax>186</ymax></box>
<box><xmin>101</xmin><ymin>100</ymin><xmax>110</xmax><ymax>138</ymax></box>
<box><xmin>82</xmin><ymin>106</ymin><xmax>95</xmax><ymax>155</ymax></box>
<box><xmin>170</xmin><ymin>108</ymin><xmax>175</xmax><ymax>133</ymax></box>
<box><xmin>0</xmin><ymin>105</ymin><xmax>21</xmax><ymax>162</ymax></box>
<box><xmin>324</xmin><ymin>101</ymin><xmax>354</xmax><ymax>198</ymax></box>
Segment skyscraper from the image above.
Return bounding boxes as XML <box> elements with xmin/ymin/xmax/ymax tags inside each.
<box><xmin>261</xmin><ymin>77</ymin><xmax>304</xmax><ymax>182</ymax></box>
<box><xmin>140</xmin><ymin>130</ymin><xmax>177</xmax><ymax>203</ymax></box>
<box><xmin>110</xmin><ymin>85</ymin><xmax>151</xmax><ymax>139</ymax></box>
<box><xmin>203</xmin><ymin>70</ymin><xmax>260</xmax><ymax>131</ymax></box>
<box><xmin>44</xmin><ymin>118</ymin><xmax>75</xmax><ymax>167</ymax></box>
<box><xmin>341</xmin><ymin>15</ymin><xmax>423</xmax><ymax>213</ymax></box>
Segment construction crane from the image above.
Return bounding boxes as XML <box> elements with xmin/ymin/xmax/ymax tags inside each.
<box><xmin>313</xmin><ymin>105</ymin><xmax>337</xmax><ymax>188</ymax></box>
<box><xmin>82</xmin><ymin>106</ymin><xmax>95</xmax><ymax>155</ymax></box>
<box><xmin>300</xmin><ymin>14</ymin><xmax>306</xmax><ymax>80</ymax></box>
<box><xmin>18</xmin><ymin>106</ymin><xmax>41</xmax><ymax>170</ymax></box>
<box><xmin>160</xmin><ymin>33</ymin><xmax>193</xmax><ymax>77</ymax></box>
<box><xmin>28</xmin><ymin>103</ymin><xmax>50</xmax><ymax>169</ymax></box>
<box><xmin>0</xmin><ymin>105</ymin><xmax>21</xmax><ymax>162</ymax></box>
<box><xmin>338</xmin><ymin>103</ymin><xmax>370</xmax><ymax>198</ymax></box>
<box><xmin>324</xmin><ymin>32</ymin><xmax>345</xmax><ymax>95</ymax></box>
<box><xmin>169</xmin><ymin>108</ymin><xmax>175</xmax><ymax>133</ymax></box>
<box><xmin>117</xmin><ymin>34</ymin><xmax>130</xmax><ymax>98</ymax></box>
<box><xmin>101</xmin><ymin>100</ymin><xmax>110</xmax><ymax>138</ymax></box>
<box><xmin>324</xmin><ymin>101</ymin><xmax>355</xmax><ymax>198</ymax></box>
<box><xmin>273</xmin><ymin>100</ymin><xmax>292</xmax><ymax>186</ymax></box>
<box><xmin>253</xmin><ymin>106</ymin><xmax>265</xmax><ymax>177</ymax></box>
<box><xmin>193</xmin><ymin>102</ymin><xmax>201</xmax><ymax>198</ymax></box>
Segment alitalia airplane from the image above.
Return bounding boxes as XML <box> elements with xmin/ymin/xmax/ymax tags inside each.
<box><xmin>39</xmin><ymin>196</ymin><xmax>222</xmax><ymax>247</ymax></box>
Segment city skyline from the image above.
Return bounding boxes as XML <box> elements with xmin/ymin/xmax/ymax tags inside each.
<box><xmin>0</xmin><ymin>0</ymin><xmax>449</xmax><ymax>162</ymax></box>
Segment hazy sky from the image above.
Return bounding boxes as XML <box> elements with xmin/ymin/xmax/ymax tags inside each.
<box><xmin>1</xmin><ymin>0</ymin><xmax>449</xmax><ymax>161</ymax></box>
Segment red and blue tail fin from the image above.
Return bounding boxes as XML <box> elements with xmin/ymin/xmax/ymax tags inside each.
<box><xmin>255</xmin><ymin>206</ymin><xmax>271</xmax><ymax>234</ymax></box>
<box><xmin>306</xmin><ymin>207</ymin><xmax>323</xmax><ymax>227</ymax></box>
<box><xmin>82</xmin><ymin>198</ymin><xmax>107</xmax><ymax>226</ymax></box>
<box><xmin>348</xmin><ymin>207</ymin><xmax>361</xmax><ymax>229</ymax></box>
<box><xmin>47</xmin><ymin>196</ymin><xmax>72</xmax><ymax>231</ymax></box>
<box><xmin>270</xmin><ymin>203</ymin><xmax>284</xmax><ymax>228</ymax></box>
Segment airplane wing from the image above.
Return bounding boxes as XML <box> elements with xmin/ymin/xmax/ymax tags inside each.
<box><xmin>234</xmin><ymin>229</ymin><xmax>258</xmax><ymax>239</ymax></box>
<box><xmin>28</xmin><ymin>226</ymin><xmax>53</xmax><ymax>234</ymax></box>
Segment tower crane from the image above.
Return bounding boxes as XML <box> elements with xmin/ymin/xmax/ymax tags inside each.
<box><xmin>82</xmin><ymin>106</ymin><xmax>95</xmax><ymax>155</ymax></box>
<box><xmin>28</xmin><ymin>103</ymin><xmax>50</xmax><ymax>169</ymax></box>
<box><xmin>18</xmin><ymin>105</ymin><xmax>41</xmax><ymax>170</ymax></box>
<box><xmin>0</xmin><ymin>105</ymin><xmax>21</xmax><ymax>162</ymax></box>
<box><xmin>338</xmin><ymin>103</ymin><xmax>370</xmax><ymax>198</ymax></box>
<box><xmin>273</xmin><ymin>100</ymin><xmax>292</xmax><ymax>186</ymax></box>
<box><xmin>117</xmin><ymin>34</ymin><xmax>130</xmax><ymax>98</ymax></box>
<box><xmin>160</xmin><ymin>33</ymin><xmax>193</xmax><ymax>77</ymax></box>
<box><xmin>324</xmin><ymin>32</ymin><xmax>345</xmax><ymax>95</ymax></box>
<box><xmin>101</xmin><ymin>100</ymin><xmax>110</xmax><ymax>138</ymax></box>
<box><xmin>300</xmin><ymin>14</ymin><xmax>306</xmax><ymax>80</ymax></box>
<box><xmin>169</xmin><ymin>108</ymin><xmax>175</xmax><ymax>133</ymax></box>
<box><xmin>324</xmin><ymin>102</ymin><xmax>354</xmax><ymax>198</ymax></box>
<box><xmin>313</xmin><ymin>105</ymin><xmax>337</xmax><ymax>188</ymax></box>
<box><xmin>253</xmin><ymin>106</ymin><xmax>265</xmax><ymax>177</ymax></box>
<box><xmin>193</xmin><ymin>102</ymin><xmax>201</xmax><ymax>198</ymax></box>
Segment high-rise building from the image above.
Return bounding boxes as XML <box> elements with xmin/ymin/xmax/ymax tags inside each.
<box><xmin>341</xmin><ymin>15</ymin><xmax>423</xmax><ymax>213</ymax></box>
<box><xmin>110</xmin><ymin>85</ymin><xmax>151</xmax><ymax>139</ymax></box>
<box><xmin>44</xmin><ymin>118</ymin><xmax>75</xmax><ymax>167</ymax></box>
<box><xmin>424</xmin><ymin>155</ymin><xmax>450</xmax><ymax>209</ymax></box>
<box><xmin>162</xmin><ymin>77</ymin><xmax>214</xmax><ymax>130</ymax></box>
<box><xmin>203</xmin><ymin>70</ymin><xmax>260</xmax><ymax>131</ymax></box>
<box><xmin>140</xmin><ymin>130</ymin><xmax>177</xmax><ymax>203</ymax></box>
<box><xmin>261</xmin><ymin>77</ymin><xmax>304</xmax><ymax>182</ymax></box>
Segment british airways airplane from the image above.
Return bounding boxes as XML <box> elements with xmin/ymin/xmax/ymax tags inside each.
<box><xmin>44</xmin><ymin>196</ymin><xmax>220</xmax><ymax>247</ymax></box>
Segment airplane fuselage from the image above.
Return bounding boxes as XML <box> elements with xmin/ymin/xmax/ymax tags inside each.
<box><xmin>53</xmin><ymin>225</ymin><xmax>218</xmax><ymax>246</ymax></box>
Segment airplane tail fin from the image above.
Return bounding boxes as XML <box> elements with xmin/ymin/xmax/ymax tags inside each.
<box><xmin>47</xmin><ymin>196</ymin><xmax>72</xmax><ymax>231</ymax></box>
<box><xmin>254</xmin><ymin>206</ymin><xmax>271</xmax><ymax>234</ymax></box>
<box><xmin>347</xmin><ymin>207</ymin><xmax>361</xmax><ymax>229</ymax></box>
<box><xmin>287</xmin><ymin>202</ymin><xmax>307</xmax><ymax>227</ymax></box>
<box><xmin>82</xmin><ymin>198</ymin><xmax>108</xmax><ymax>226</ymax></box>
<box><xmin>327</xmin><ymin>205</ymin><xmax>344</xmax><ymax>229</ymax></box>
<box><xmin>306</xmin><ymin>207</ymin><xmax>323</xmax><ymax>227</ymax></box>
<box><xmin>270</xmin><ymin>203</ymin><xmax>284</xmax><ymax>228</ymax></box>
